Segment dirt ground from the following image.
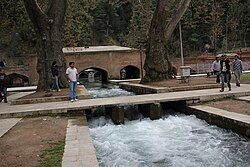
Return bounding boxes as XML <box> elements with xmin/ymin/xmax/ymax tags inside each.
<box><xmin>146</xmin><ymin>76</ymin><xmax>217</xmax><ymax>87</ymax></box>
<box><xmin>20</xmin><ymin>88</ymin><xmax>70</xmax><ymax>99</ymax></box>
<box><xmin>0</xmin><ymin>116</ymin><xmax>68</xmax><ymax>167</ymax></box>
<box><xmin>19</xmin><ymin>85</ymin><xmax>88</xmax><ymax>100</ymax></box>
<box><xmin>205</xmin><ymin>99</ymin><xmax>250</xmax><ymax>115</ymax></box>
<box><xmin>145</xmin><ymin>75</ymin><xmax>249</xmax><ymax>87</ymax></box>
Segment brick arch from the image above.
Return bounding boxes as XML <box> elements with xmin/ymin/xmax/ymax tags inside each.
<box><xmin>79</xmin><ymin>67</ymin><xmax>108</xmax><ymax>83</ymax></box>
<box><xmin>7</xmin><ymin>73</ymin><xmax>29</xmax><ymax>87</ymax></box>
<box><xmin>120</xmin><ymin>65</ymin><xmax>140</xmax><ymax>79</ymax></box>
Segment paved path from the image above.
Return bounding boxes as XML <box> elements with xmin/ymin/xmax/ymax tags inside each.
<box><xmin>0</xmin><ymin>118</ymin><xmax>22</xmax><ymax>138</ymax></box>
<box><xmin>237</xmin><ymin>96</ymin><xmax>250</xmax><ymax>102</ymax></box>
<box><xmin>0</xmin><ymin>84</ymin><xmax>250</xmax><ymax>118</ymax></box>
<box><xmin>62</xmin><ymin>117</ymin><xmax>99</xmax><ymax>167</ymax></box>
<box><xmin>7</xmin><ymin>86</ymin><xmax>37</xmax><ymax>92</ymax></box>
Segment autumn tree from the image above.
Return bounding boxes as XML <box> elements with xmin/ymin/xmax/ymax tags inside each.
<box><xmin>141</xmin><ymin>0</ymin><xmax>191</xmax><ymax>83</ymax></box>
<box><xmin>23</xmin><ymin>0</ymin><xmax>68</xmax><ymax>91</ymax></box>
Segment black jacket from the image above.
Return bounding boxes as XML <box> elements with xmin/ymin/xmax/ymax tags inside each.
<box><xmin>0</xmin><ymin>73</ymin><xmax>9</xmax><ymax>87</ymax></box>
<box><xmin>220</xmin><ymin>59</ymin><xmax>230</xmax><ymax>74</ymax></box>
<box><xmin>51</xmin><ymin>65</ymin><xmax>59</xmax><ymax>77</ymax></box>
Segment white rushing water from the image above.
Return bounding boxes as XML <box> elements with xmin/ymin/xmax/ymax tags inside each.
<box><xmin>87</xmin><ymin>85</ymin><xmax>134</xmax><ymax>98</ymax></box>
<box><xmin>89</xmin><ymin>114</ymin><xmax>250</xmax><ymax>167</ymax></box>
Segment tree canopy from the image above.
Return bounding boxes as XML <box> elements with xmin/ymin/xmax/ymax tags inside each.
<box><xmin>0</xmin><ymin>0</ymin><xmax>249</xmax><ymax>58</ymax></box>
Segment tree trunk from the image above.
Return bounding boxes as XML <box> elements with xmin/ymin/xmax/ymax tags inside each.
<box><xmin>23</xmin><ymin>0</ymin><xmax>68</xmax><ymax>91</ymax></box>
<box><xmin>141</xmin><ymin>0</ymin><xmax>191</xmax><ymax>83</ymax></box>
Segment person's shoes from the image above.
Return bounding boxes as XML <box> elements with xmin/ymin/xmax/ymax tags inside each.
<box><xmin>58</xmin><ymin>89</ymin><xmax>61</xmax><ymax>92</ymax></box>
<box><xmin>52</xmin><ymin>90</ymin><xmax>56</xmax><ymax>92</ymax></box>
<box><xmin>4</xmin><ymin>100</ymin><xmax>7</xmax><ymax>103</ymax></box>
<box><xmin>74</xmin><ymin>98</ymin><xmax>78</xmax><ymax>101</ymax></box>
<box><xmin>70</xmin><ymin>99</ymin><xmax>74</xmax><ymax>102</ymax></box>
<box><xmin>220</xmin><ymin>89</ymin><xmax>224</xmax><ymax>92</ymax></box>
<box><xmin>236</xmin><ymin>84</ymin><xmax>240</xmax><ymax>87</ymax></box>
<box><xmin>229</xmin><ymin>88</ymin><xmax>232</xmax><ymax>91</ymax></box>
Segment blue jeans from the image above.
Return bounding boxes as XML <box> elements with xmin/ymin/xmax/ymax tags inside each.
<box><xmin>220</xmin><ymin>73</ymin><xmax>231</xmax><ymax>90</ymax></box>
<box><xmin>69</xmin><ymin>81</ymin><xmax>77</xmax><ymax>100</ymax></box>
<box><xmin>0</xmin><ymin>86</ymin><xmax>7</xmax><ymax>102</ymax></box>
<box><xmin>233</xmin><ymin>70</ymin><xmax>241</xmax><ymax>85</ymax></box>
<box><xmin>52</xmin><ymin>76</ymin><xmax>60</xmax><ymax>90</ymax></box>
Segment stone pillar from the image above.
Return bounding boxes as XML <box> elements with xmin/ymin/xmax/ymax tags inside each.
<box><xmin>138</xmin><ymin>103</ymin><xmax>162</xmax><ymax>120</ymax></box>
<box><xmin>105</xmin><ymin>106</ymin><xmax>124</xmax><ymax>125</ymax></box>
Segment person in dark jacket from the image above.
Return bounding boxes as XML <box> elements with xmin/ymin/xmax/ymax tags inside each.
<box><xmin>51</xmin><ymin>61</ymin><xmax>61</xmax><ymax>91</ymax></box>
<box><xmin>0</xmin><ymin>68</ymin><xmax>9</xmax><ymax>103</ymax></box>
<box><xmin>220</xmin><ymin>55</ymin><xmax>231</xmax><ymax>92</ymax></box>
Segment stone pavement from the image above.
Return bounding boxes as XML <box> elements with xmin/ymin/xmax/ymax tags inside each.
<box><xmin>0</xmin><ymin>118</ymin><xmax>22</xmax><ymax>138</ymax></box>
<box><xmin>62</xmin><ymin>117</ymin><xmax>99</xmax><ymax>167</ymax></box>
<box><xmin>237</xmin><ymin>96</ymin><xmax>250</xmax><ymax>102</ymax></box>
<box><xmin>0</xmin><ymin>84</ymin><xmax>250</xmax><ymax>118</ymax></box>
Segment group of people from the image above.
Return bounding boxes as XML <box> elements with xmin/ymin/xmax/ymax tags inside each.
<box><xmin>0</xmin><ymin>55</ymin><xmax>244</xmax><ymax>103</ymax></box>
<box><xmin>51</xmin><ymin>61</ymin><xmax>78</xmax><ymax>102</ymax></box>
<box><xmin>211</xmin><ymin>54</ymin><xmax>243</xmax><ymax>92</ymax></box>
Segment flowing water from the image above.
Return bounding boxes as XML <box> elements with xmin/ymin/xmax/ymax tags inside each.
<box><xmin>89</xmin><ymin>115</ymin><xmax>250</xmax><ymax>167</ymax></box>
<box><xmin>86</xmin><ymin>84</ymin><xmax>250</xmax><ymax>167</ymax></box>
<box><xmin>86</xmin><ymin>84</ymin><xmax>134</xmax><ymax>98</ymax></box>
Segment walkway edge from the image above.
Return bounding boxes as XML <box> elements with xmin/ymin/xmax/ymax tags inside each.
<box><xmin>62</xmin><ymin>117</ymin><xmax>99</xmax><ymax>167</ymax></box>
<box><xmin>0</xmin><ymin>118</ymin><xmax>22</xmax><ymax>138</ymax></box>
<box><xmin>186</xmin><ymin>105</ymin><xmax>250</xmax><ymax>137</ymax></box>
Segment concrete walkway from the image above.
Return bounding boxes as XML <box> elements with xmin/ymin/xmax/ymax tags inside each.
<box><xmin>237</xmin><ymin>96</ymin><xmax>250</xmax><ymax>102</ymax></box>
<box><xmin>0</xmin><ymin>118</ymin><xmax>22</xmax><ymax>138</ymax></box>
<box><xmin>62</xmin><ymin>117</ymin><xmax>99</xmax><ymax>167</ymax></box>
<box><xmin>0</xmin><ymin>84</ymin><xmax>250</xmax><ymax>118</ymax></box>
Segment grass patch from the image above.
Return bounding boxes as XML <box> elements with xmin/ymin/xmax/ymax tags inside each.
<box><xmin>38</xmin><ymin>140</ymin><xmax>65</xmax><ymax>167</ymax></box>
<box><xmin>241</xmin><ymin>73</ymin><xmax>250</xmax><ymax>80</ymax></box>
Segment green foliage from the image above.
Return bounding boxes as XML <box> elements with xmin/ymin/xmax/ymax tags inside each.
<box><xmin>0</xmin><ymin>0</ymin><xmax>249</xmax><ymax>58</ymax></box>
<box><xmin>241</xmin><ymin>73</ymin><xmax>250</xmax><ymax>81</ymax></box>
<box><xmin>38</xmin><ymin>140</ymin><xmax>65</xmax><ymax>167</ymax></box>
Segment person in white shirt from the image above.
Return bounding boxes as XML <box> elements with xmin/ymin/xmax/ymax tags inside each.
<box><xmin>211</xmin><ymin>56</ymin><xmax>221</xmax><ymax>83</ymax></box>
<box><xmin>66</xmin><ymin>62</ymin><xmax>78</xmax><ymax>102</ymax></box>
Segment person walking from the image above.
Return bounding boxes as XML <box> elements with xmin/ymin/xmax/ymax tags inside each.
<box><xmin>211</xmin><ymin>55</ymin><xmax>221</xmax><ymax>83</ymax></box>
<box><xmin>51</xmin><ymin>61</ymin><xmax>61</xmax><ymax>91</ymax></box>
<box><xmin>232</xmin><ymin>55</ymin><xmax>243</xmax><ymax>87</ymax></box>
<box><xmin>0</xmin><ymin>68</ymin><xmax>9</xmax><ymax>103</ymax></box>
<box><xmin>220</xmin><ymin>55</ymin><xmax>231</xmax><ymax>92</ymax></box>
<box><xmin>66</xmin><ymin>62</ymin><xmax>78</xmax><ymax>102</ymax></box>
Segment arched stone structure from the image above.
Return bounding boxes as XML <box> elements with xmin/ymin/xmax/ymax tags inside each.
<box><xmin>79</xmin><ymin>67</ymin><xmax>108</xmax><ymax>84</ymax></box>
<box><xmin>120</xmin><ymin>65</ymin><xmax>140</xmax><ymax>79</ymax></box>
<box><xmin>7</xmin><ymin>73</ymin><xmax>29</xmax><ymax>87</ymax></box>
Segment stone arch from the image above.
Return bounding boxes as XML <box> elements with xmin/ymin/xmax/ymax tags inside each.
<box><xmin>79</xmin><ymin>67</ymin><xmax>108</xmax><ymax>84</ymax></box>
<box><xmin>120</xmin><ymin>65</ymin><xmax>140</xmax><ymax>79</ymax></box>
<box><xmin>7</xmin><ymin>73</ymin><xmax>29</xmax><ymax>87</ymax></box>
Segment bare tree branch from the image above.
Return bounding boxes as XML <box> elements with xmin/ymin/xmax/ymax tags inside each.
<box><xmin>164</xmin><ymin>0</ymin><xmax>191</xmax><ymax>41</ymax></box>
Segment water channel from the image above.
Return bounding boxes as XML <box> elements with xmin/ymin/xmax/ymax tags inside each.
<box><xmin>86</xmin><ymin>84</ymin><xmax>250</xmax><ymax>167</ymax></box>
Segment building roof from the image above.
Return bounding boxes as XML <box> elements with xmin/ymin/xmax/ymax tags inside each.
<box><xmin>62</xmin><ymin>46</ymin><xmax>133</xmax><ymax>53</ymax></box>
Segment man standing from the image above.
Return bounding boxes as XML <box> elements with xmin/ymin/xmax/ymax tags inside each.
<box><xmin>0</xmin><ymin>68</ymin><xmax>9</xmax><ymax>103</ymax></box>
<box><xmin>66</xmin><ymin>62</ymin><xmax>78</xmax><ymax>102</ymax></box>
<box><xmin>51</xmin><ymin>61</ymin><xmax>61</xmax><ymax>91</ymax></box>
<box><xmin>220</xmin><ymin>55</ymin><xmax>231</xmax><ymax>92</ymax></box>
<box><xmin>211</xmin><ymin>55</ymin><xmax>221</xmax><ymax>83</ymax></box>
<box><xmin>232</xmin><ymin>55</ymin><xmax>243</xmax><ymax>87</ymax></box>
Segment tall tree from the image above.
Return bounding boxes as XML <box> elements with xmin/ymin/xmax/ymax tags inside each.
<box><xmin>142</xmin><ymin>0</ymin><xmax>191</xmax><ymax>83</ymax></box>
<box><xmin>23</xmin><ymin>0</ymin><xmax>68</xmax><ymax>91</ymax></box>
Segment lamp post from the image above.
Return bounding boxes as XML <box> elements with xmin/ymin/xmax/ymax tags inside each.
<box><xmin>42</xmin><ymin>34</ymin><xmax>50</xmax><ymax>93</ymax></box>
<box><xmin>179</xmin><ymin>22</ymin><xmax>184</xmax><ymax>66</ymax></box>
